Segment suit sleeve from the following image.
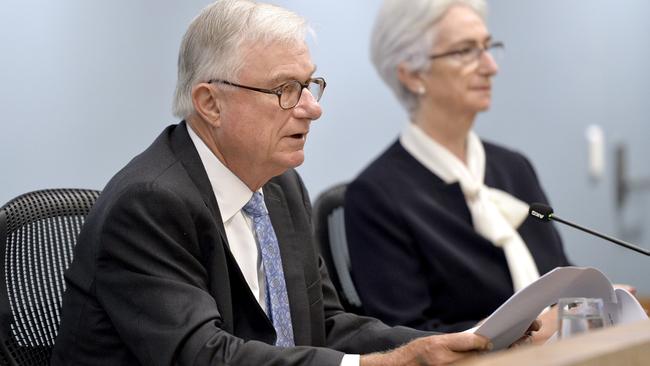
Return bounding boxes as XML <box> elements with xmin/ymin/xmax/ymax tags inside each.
<box><xmin>94</xmin><ymin>183</ymin><xmax>345</xmax><ymax>366</ymax></box>
<box><xmin>292</xmin><ymin>171</ymin><xmax>431</xmax><ymax>354</ymax></box>
<box><xmin>345</xmin><ymin>178</ymin><xmax>477</xmax><ymax>333</ymax></box>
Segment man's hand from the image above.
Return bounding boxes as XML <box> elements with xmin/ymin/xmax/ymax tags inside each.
<box><xmin>360</xmin><ymin>333</ymin><xmax>491</xmax><ymax>366</ymax></box>
<box><xmin>511</xmin><ymin>319</ymin><xmax>542</xmax><ymax>348</ymax></box>
<box><xmin>530</xmin><ymin>308</ymin><xmax>558</xmax><ymax>345</ymax></box>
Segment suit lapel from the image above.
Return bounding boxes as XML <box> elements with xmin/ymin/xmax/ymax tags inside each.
<box><xmin>170</xmin><ymin>122</ymin><xmax>223</xmax><ymax>230</ymax></box>
<box><xmin>263</xmin><ymin>181</ymin><xmax>309</xmax><ymax>345</ymax></box>
<box><xmin>169</xmin><ymin>122</ymin><xmax>275</xmax><ymax>341</ymax></box>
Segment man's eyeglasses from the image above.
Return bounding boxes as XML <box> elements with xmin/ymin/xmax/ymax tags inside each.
<box><xmin>208</xmin><ymin>77</ymin><xmax>327</xmax><ymax>110</ymax></box>
<box><xmin>428</xmin><ymin>41</ymin><xmax>504</xmax><ymax>65</ymax></box>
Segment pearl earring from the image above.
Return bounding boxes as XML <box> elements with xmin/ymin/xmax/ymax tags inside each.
<box><xmin>416</xmin><ymin>86</ymin><xmax>426</xmax><ymax>95</ymax></box>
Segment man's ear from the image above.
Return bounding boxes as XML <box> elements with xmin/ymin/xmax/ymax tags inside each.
<box><xmin>397</xmin><ymin>62</ymin><xmax>426</xmax><ymax>95</ymax></box>
<box><xmin>192</xmin><ymin>83</ymin><xmax>222</xmax><ymax>127</ymax></box>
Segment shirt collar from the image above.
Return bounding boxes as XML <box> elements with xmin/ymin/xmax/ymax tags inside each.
<box><xmin>187</xmin><ymin>124</ymin><xmax>256</xmax><ymax>222</ymax></box>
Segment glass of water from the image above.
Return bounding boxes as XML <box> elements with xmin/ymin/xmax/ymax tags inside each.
<box><xmin>557</xmin><ymin>297</ymin><xmax>607</xmax><ymax>339</ymax></box>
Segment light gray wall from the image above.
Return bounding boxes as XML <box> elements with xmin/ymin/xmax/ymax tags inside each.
<box><xmin>2</xmin><ymin>1</ymin><xmax>649</xmax><ymax>294</ymax></box>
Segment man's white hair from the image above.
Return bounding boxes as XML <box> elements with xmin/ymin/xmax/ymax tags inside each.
<box><xmin>172</xmin><ymin>0</ymin><xmax>310</xmax><ymax>119</ymax></box>
<box><xmin>370</xmin><ymin>0</ymin><xmax>487</xmax><ymax>113</ymax></box>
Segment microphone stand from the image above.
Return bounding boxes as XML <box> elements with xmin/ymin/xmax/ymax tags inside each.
<box><xmin>550</xmin><ymin>214</ymin><xmax>650</xmax><ymax>256</ymax></box>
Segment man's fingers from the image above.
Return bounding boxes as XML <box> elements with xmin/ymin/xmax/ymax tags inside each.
<box><xmin>444</xmin><ymin>350</ymin><xmax>484</xmax><ymax>364</ymax></box>
<box><xmin>510</xmin><ymin>334</ymin><xmax>534</xmax><ymax>349</ymax></box>
<box><xmin>529</xmin><ymin>319</ymin><xmax>542</xmax><ymax>332</ymax></box>
<box><xmin>440</xmin><ymin>333</ymin><xmax>492</xmax><ymax>352</ymax></box>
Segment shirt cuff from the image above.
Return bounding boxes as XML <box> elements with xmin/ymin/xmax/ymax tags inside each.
<box><xmin>340</xmin><ymin>354</ymin><xmax>360</xmax><ymax>366</ymax></box>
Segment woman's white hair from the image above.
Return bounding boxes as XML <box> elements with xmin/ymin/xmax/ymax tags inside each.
<box><xmin>172</xmin><ymin>0</ymin><xmax>310</xmax><ymax>119</ymax></box>
<box><xmin>370</xmin><ymin>0</ymin><xmax>487</xmax><ymax>113</ymax></box>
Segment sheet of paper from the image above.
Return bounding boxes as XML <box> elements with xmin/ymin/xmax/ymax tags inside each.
<box><xmin>614</xmin><ymin>288</ymin><xmax>647</xmax><ymax>324</ymax></box>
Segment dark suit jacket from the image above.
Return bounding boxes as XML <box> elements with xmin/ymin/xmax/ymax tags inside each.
<box><xmin>51</xmin><ymin>123</ymin><xmax>425</xmax><ymax>366</ymax></box>
<box><xmin>345</xmin><ymin>140</ymin><xmax>571</xmax><ymax>333</ymax></box>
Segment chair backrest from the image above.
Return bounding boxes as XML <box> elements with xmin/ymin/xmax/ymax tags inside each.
<box><xmin>0</xmin><ymin>189</ymin><xmax>100</xmax><ymax>366</ymax></box>
<box><xmin>312</xmin><ymin>183</ymin><xmax>364</xmax><ymax>314</ymax></box>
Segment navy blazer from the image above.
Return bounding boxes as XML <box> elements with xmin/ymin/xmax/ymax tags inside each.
<box><xmin>51</xmin><ymin>123</ymin><xmax>426</xmax><ymax>366</ymax></box>
<box><xmin>345</xmin><ymin>140</ymin><xmax>570</xmax><ymax>333</ymax></box>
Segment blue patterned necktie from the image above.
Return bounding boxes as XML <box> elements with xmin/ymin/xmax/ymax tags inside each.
<box><xmin>242</xmin><ymin>192</ymin><xmax>295</xmax><ymax>347</ymax></box>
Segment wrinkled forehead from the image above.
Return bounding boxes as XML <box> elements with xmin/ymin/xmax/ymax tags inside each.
<box><xmin>236</xmin><ymin>39</ymin><xmax>315</xmax><ymax>83</ymax></box>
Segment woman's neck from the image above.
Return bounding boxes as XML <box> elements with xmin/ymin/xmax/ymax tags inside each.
<box><xmin>412</xmin><ymin>107</ymin><xmax>476</xmax><ymax>164</ymax></box>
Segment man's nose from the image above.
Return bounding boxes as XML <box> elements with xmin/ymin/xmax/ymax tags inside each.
<box><xmin>294</xmin><ymin>87</ymin><xmax>323</xmax><ymax>120</ymax></box>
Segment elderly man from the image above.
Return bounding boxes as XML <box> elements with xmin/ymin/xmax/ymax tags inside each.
<box><xmin>50</xmin><ymin>1</ymin><xmax>495</xmax><ymax>365</ymax></box>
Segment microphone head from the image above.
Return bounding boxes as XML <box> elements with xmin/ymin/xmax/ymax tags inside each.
<box><xmin>529</xmin><ymin>202</ymin><xmax>554</xmax><ymax>221</ymax></box>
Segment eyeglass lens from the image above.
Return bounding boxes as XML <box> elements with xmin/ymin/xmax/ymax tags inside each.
<box><xmin>280</xmin><ymin>79</ymin><xmax>325</xmax><ymax>109</ymax></box>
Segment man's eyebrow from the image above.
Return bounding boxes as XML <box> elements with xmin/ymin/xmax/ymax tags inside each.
<box><xmin>269</xmin><ymin>65</ymin><xmax>318</xmax><ymax>86</ymax></box>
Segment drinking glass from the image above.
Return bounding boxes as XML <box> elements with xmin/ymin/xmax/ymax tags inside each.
<box><xmin>557</xmin><ymin>297</ymin><xmax>607</xmax><ymax>339</ymax></box>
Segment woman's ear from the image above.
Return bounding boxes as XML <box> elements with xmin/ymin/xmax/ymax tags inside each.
<box><xmin>191</xmin><ymin>83</ymin><xmax>222</xmax><ymax>127</ymax></box>
<box><xmin>397</xmin><ymin>62</ymin><xmax>426</xmax><ymax>95</ymax></box>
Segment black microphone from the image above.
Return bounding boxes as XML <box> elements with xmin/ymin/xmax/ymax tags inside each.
<box><xmin>529</xmin><ymin>202</ymin><xmax>650</xmax><ymax>256</ymax></box>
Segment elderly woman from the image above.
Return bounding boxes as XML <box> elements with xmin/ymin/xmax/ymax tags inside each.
<box><xmin>344</xmin><ymin>0</ymin><xmax>570</xmax><ymax>333</ymax></box>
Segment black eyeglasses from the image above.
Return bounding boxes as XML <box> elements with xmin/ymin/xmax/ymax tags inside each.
<box><xmin>429</xmin><ymin>41</ymin><xmax>504</xmax><ymax>65</ymax></box>
<box><xmin>208</xmin><ymin>77</ymin><xmax>327</xmax><ymax>110</ymax></box>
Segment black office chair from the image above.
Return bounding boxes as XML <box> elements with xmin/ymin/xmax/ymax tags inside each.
<box><xmin>312</xmin><ymin>183</ymin><xmax>364</xmax><ymax>314</ymax></box>
<box><xmin>0</xmin><ymin>188</ymin><xmax>100</xmax><ymax>366</ymax></box>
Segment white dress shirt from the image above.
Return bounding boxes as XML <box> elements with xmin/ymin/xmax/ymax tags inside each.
<box><xmin>187</xmin><ymin>126</ymin><xmax>359</xmax><ymax>366</ymax></box>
